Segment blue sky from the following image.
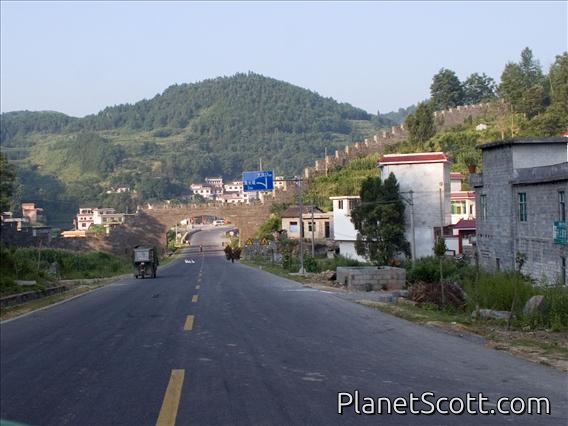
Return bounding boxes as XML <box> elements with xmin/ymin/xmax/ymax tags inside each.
<box><xmin>1</xmin><ymin>1</ymin><xmax>566</xmax><ymax>118</ymax></box>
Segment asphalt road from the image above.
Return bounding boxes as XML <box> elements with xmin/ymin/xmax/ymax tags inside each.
<box><xmin>1</xmin><ymin>227</ymin><xmax>567</xmax><ymax>426</ymax></box>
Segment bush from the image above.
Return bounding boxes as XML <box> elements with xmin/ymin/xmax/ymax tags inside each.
<box><xmin>520</xmin><ymin>284</ymin><xmax>568</xmax><ymax>331</ymax></box>
<box><xmin>303</xmin><ymin>256</ymin><xmax>319</xmax><ymax>273</ymax></box>
<box><xmin>463</xmin><ymin>270</ymin><xmax>535</xmax><ymax>313</ymax></box>
<box><xmin>0</xmin><ymin>245</ymin><xmax>130</xmax><ymax>290</ymax></box>
<box><xmin>407</xmin><ymin>256</ymin><xmax>476</xmax><ymax>284</ymax></box>
<box><xmin>314</xmin><ymin>255</ymin><xmax>365</xmax><ymax>273</ymax></box>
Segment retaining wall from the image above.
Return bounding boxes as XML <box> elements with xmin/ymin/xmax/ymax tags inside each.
<box><xmin>336</xmin><ymin>266</ymin><xmax>406</xmax><ymax>291</ymax></box>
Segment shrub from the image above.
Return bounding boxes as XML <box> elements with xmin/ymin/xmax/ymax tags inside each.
<box><xmin>320</xmin><ymin>255</ymin><xmax>365</xmax><ymax>269</ymax></box>
<box><xmin>463</xmin><ymin>270</ymin><xmax>535</xmax><ymax>314</ymax></box>
<box><xmin>303</xmin><ymin>256</ymin><xmax>319</xmax><ymax>273</ymax></box>
<box><xmin>520</xmin><ymin>284</ymin><xmax>568</xmax><ymax>331</ymax></box>
<box><xmin>407</xmin><ymin>256</ymin><xmax>477</xmax><ymax>284</ymax></box>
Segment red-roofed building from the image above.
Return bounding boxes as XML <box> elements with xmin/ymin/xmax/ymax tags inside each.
<box><xmin>378</xmin><ymin>152</ymin><xmax>449</xmax><ymax>166</ymax></box>
<box><xmin>452</xmin><ymin>218</ymin><xmax>476</xmax><ymax>255</ymax></box>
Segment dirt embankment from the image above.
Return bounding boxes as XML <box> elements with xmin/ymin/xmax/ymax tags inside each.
<box><xmin>51</xmin><ymin>211</ymin><xmax>166</xmax><ymax>257</ymax></box>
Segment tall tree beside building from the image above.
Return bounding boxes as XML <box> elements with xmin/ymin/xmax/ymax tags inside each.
<box><xmin>429</xmin><ymin>68</ymin><xmax>464</xmax><ymax>110</ymax></box>
<box><xmin>498</xmin><ymin>47</ymin><xmax>548</xmax><ymax>119</ymax></box>
<box><xmin>0</xmin><ymin>154</ymin><xmax>16</xmax><ymax>212</ymax></box>
<box><xmin>549</xmin><ymin>52</ymin><xmax>568</xmax><ymax>112</ymax></box>
<box><xmin>528</xmin><ymin>52</ymin><xmax>568</xmax><ymax>135</ymax></box>
<box><xmin>351</xmin><ymin>173</ymin><xmax>410</xmax><ymax>265</ymax></box>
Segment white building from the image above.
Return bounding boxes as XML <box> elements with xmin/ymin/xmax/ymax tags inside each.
<box><xmin>377</xmin><ymin>152</ymin><xmax>451</xmax><ymax>260</ymax></box>
<box><xmin>274</xmin><ymin>176</ymin><xmax>289</xmax><ymax>191</ymax></box>
<box><xmin>329</xmin><ymin>196</ymin><xmax>367</xmax><ymax>262</ymax></box>
<box><xmin>205</xmin><ymin>177</ymin><xmax>224</xmax><ymax>187</ymax></box>
<box><xmin>75</xmin><ymin>207</ymin><xmax>125</xmax><ymax>230</ymax></box>
<box><xmin>190</xmin><ymin>183</ymin><xmax>223</xmax><ymax>201</ymax></box>
<box><xmin>224</xmin><ymin>181</ymin><xmax>243</xmax><ymax>193</ymax></box>
<box><xmin>450</xmin><ymin>172</ymin><xmax>476</xmax><ymax>224</ymax></box>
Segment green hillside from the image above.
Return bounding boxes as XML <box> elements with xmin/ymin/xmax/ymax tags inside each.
<box><xmin>0</xmin><ymin>73</ymin><xmax>397</xmax><ymax>227</ymax></box>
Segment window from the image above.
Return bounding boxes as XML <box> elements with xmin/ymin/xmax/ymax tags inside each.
<box><xmin>559</xmin><ymin>191</ymin><xmax>566</xmax><ymax>222</ymax></box>
<box><xmin>289</xmin><ymin>221</ymin><xmax>298</xmax><ymax>233</ymax></box>
<box><xmin>307</xmin><ymin>221</ymin><xmax>315</xmax><ymax>232</ymax></box>
<box><xmin>480</xmin><ymin>194</ymin><xmax>487</xmax><ymax>220</ymax></box>
<box><xmin>337</xmin><ymin>200</ymin><xmax>344</xmax><ymax>210</ymax></box>
<box><xmin>518</xmin><ymin>192</ymin><xmax>527</xmax><ymax>222</ymax></box>
<box><xmin>451</xmin><ymin>201</ymin><xmax>466</xmax><ymax>214</ymax></box>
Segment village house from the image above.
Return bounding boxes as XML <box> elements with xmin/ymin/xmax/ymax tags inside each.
<box><xmin>377</xmin><ymin>152</ymin><xmax>451</xmax><ymax>260</ymax></box>
<box><xmin>471</xmin><ymin>136</ymin><xmax>567</xmax><ymax>284</ymax></box>
<box><xmin>329</xmin><ymin>196</ymin><xmax>367</xmax><ymax>263</ymax></box>
<box><xmin>280</xmin><ymin>205</ymin><xmax>331</xmax><ymax>242</ymax></box>
<box><xmin>22</xmin><ymin>202</ymin><xmax>44</xmax><ymax>224</ymax></box>
<box><xmin>74</xmin><ymin>207</ymin><xmax>125</xmax><ymax>231</ymax></box>
<box><xmin>1</xmin><ymin>204</ymin><xmax>52</xmax><ymax>246</ymax></box>
<box><xmin>449</xmin><ymin>172</ymin><xmax>476</xmax><ymax>224</ymax></box>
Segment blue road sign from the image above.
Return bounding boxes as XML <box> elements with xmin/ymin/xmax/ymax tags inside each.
<box><xmin>242</xmin><ymin>170</ymin><xmax>274</xmax><ymax>191</ymax></box>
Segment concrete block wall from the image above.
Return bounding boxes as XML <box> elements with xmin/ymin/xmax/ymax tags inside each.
<box><xmin>514</xmin><ymin>182</ymin><xmax>568</xmax><ymax>284</ymax></box>
<box><xmin>476</xmin><ymin>146</ymin><xmax>515</xmax><ymax>272</ymax></box>
<box><xmin>336</xmin><ymin>266</ymin><xmax>406</xmax><ymax>291</ymax></box>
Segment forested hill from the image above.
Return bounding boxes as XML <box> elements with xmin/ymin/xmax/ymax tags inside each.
<box><xmin>0</xmin><ymin>72</ymin><xmax>398</xmax><ymax>226</ymax></box>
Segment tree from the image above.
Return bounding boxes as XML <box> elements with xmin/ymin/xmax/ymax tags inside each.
<box><xmin>0</xmin><ymin>154</ymin><xmax>16</xmax><ymax>212</ymax></box>
<box><xmin>404</xmin><ymin>102</ymin><xmax>436</xmax><ymax>148</ymax></box>
<box><xmin>498</xmin><ymin>47</ymin><xmax>548</xmax><ymax>119</ymax></box>
<box><xmin>430</xmin><ymin>68</ymin><xmax>464</xmax><ymax>110</ymax></box>
<box><xmin>549</xmin><ymin>52</ymin><xmax>568</xmax><ymax>112</ymax></box>
<box><xmin>351</xmin><ymin>173</ymin><xmax>410</xmax><ymax>265</ymax></box>
<box><xmin>463</xmin><ymin>73</ymin><xmax>496</xmax><ymax>104</ymax></box>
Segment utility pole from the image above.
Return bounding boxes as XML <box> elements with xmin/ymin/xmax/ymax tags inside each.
<box><xmin>409</xmin><ymin>191</ymin><xmax>415</xmax><ymax>262</ymax></box>
<box><xmin>439</xmin><ymin>182</ymin><xmax>444</xmax><ymax>239</ymax></box>
<box><xmin>400</xmin><ymin>191</ymin><xmax>416</xmax><ymax>262</ymax></box>
<box><xmin>311</xmin><ymin>205</ymin><xmax>315</xmax><ymax>257</ymax></box>
<box><xmin>298</xmin><ymin>176</ymin><xmax>305</xmax><ymax>274</ymax></box>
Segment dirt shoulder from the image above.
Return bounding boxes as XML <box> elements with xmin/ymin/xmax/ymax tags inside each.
<box><xmin>0</xmin><ymin>276</ymin><xmax>130</xmax><ymax>322</ymax></box>
<box><xmin>303</xmin><ymin>277</ymin><xmax>568</xmax><ymax>374</ymax></box>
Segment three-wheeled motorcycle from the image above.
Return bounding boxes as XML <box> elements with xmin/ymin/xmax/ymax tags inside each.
<box><xmin>133</xmin><ymin>246</ymin><xmax>159</xmax><ymax>279</ymax></box>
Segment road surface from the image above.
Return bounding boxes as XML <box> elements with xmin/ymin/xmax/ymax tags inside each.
<box><xmin>1</xmin><ymin>228</ymin><xmax>567</xmax><ymax>425</ymax></box>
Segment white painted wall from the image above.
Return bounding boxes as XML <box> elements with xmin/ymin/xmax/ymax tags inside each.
<box><xmin>330</xmin><ymin>196</ymin><xmax>367</xmax><ymax>262</ymax></box>
<box><xmin>380</xmin><ymin>161</ymin><xmax>451</xmax><ymax>259</ymax></box>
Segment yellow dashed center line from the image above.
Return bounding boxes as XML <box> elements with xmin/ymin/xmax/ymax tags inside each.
<box><xmin>184</xmin><ymin>315</ymin><xmax>194</xmax><ymax>331</ymax></box>
<box><xmin>156</xmin><ymin>369</ymin><xmax>185</xmax><ymax>426</ymax></box>
<box><xmin>192</xmin><ymin>295</ymin><xmax>199</xmax><ymax>303</ymax></box>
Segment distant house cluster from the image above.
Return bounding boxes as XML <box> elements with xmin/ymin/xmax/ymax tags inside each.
<box><xmin>1</xmin><ymin>203</ymin><xmax>51</xmax><ymax>246</ymax></box>
<box><xmin>189</xmin><ymin>175</ymin><xmax>293</xmax><ymax>204</ymax></box>
<box><xmin>59</xmin><ymin>207</ymin><xmax>127</xmax><ymax>238</ymax></box>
